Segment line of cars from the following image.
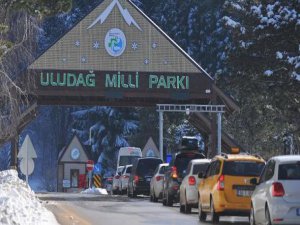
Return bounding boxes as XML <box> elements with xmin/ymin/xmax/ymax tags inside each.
<box><xmin>148</xmin><ymin>150</ymin><xmax>300</xmax><ymax>225</ymax></box>
<box><xmin>106</xmin><ymin>141</ymin><xmax>300</xmax><ymax>225</ymax></box>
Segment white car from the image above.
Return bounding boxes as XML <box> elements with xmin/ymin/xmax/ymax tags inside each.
<box><xmin>250</xmin><ymin>155</ymin><xmax>300</xmax><ymax>225</ymax></box>
<box><xmin>120</xmin><ymin>164</ymin><xmax>132</xmax><ymax>194</ymax></box>
<box><xmin>179</xmin><ymin>158</ymin><xmax>210</xmax><ymax>213</ymax></box>
<box><xmin>112</xmin><ymin>166</ymin><xmax>124</xmax><ymax>195</ymax></box>
<box><xmin>150</xmin><ymin>163</ymin><xmax>169</xmax><ymax>202</ymax></box>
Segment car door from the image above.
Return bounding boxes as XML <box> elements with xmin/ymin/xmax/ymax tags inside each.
<box><xmin>254</xmin><ymin>160</ymin><xmax>275</xmax><ymax>223</ymax></box>
<box><xmin>201</xmin><ymin>161</ymin><xmax>217</xmax><ymax>210</ymax></box>
<box><xmin>180</xmin><ymin>162</ymin><xmax>191</xmax><ymax>203</ymax></box>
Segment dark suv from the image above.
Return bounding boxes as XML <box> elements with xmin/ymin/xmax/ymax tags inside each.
<box><xmin>128</xmin><ymin>157</ymin><xmax>163</xmax><ymax>197</ymax></box>
<box><xmin>162</xmin><ymin>151</ymin><xmax>205</xmax><ymax>206</ymax></box>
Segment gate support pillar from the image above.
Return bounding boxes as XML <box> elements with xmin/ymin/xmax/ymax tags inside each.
<box><xmin>217</xmin><ymin>112</ymin><xmax>222</xmax><ymax>155</ymax></box>
<box><xmin>159</xmin><ymin>111</ymin><xmax>163</xmax><ymax>161</ymax></box>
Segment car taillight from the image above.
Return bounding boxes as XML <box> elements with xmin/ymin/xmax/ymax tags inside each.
<box><xmin>123</xmin><ymin>175</ymin><xmax>129</xmax><ymax>179</ymax></box>
<box><xmin>188</xmin><ymin>176</ymin><xmax>196</xmax><ymax>185</ymax></box>
<box><xmin>217</xmin><ymin>175</ymin><xmax>225</xmax><ymax>191</ymax></box>
<box><xmin>171</xmin><ymin>166</ymin><xmax>178</xmax><ymax>179</ymax></box>
<box><xmin>134</xmin><ymin>175</ymin><xmax>139</xmax><ymax>184</ymax></box>
<box><xmin>156</xmin><ymin>175</ymin><xmax>163</xmax><ymax>181</ymax></box>
<box><xmin>272</xmin><ymin>182</ymin><xmax>285</xmax><ymax>197</ymax></box>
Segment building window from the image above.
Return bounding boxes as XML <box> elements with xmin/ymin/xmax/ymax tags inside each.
<box><xmin>70</xmin><ymin>169</ymin><xmax>79</xmax><ymax>188</ymax></box>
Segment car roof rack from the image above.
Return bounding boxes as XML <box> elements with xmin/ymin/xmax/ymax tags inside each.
<box><xmin>220</xmin><ymin>152</ymin><xmax>228</xmax><ymax>159</ymax></box>
<box><xmin>253</xmin><ymin>153</ymin><xmax>264</xmax><ymax>160</ymax></box>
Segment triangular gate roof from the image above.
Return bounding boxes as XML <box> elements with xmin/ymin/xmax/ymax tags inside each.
<box><xmin>28</xmin><ymin>0</ymin><xmax>237</xmax><ymax>110</ymax></box>
<box><xmin>29</xmin><ymin>0</ymin><xmax>212</xmax><ymax>75</ymax></box>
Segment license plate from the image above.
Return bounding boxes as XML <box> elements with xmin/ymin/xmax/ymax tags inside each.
<box><xmin>297</xmin><ymin>208</ymin><xmax>300</xmax><ymax>216</ymax></box>
<box><xmin>236</xmin><ymin>189</ymin><xmax>253</xmax><ymax>197</ymax></box>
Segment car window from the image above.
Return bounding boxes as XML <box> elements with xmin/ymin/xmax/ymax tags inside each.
<box><xmin>260</xmin><ymin>160</ymin><xmax>275</xmax><ymax>182</ymax></box>
<box><xmin>126</xmin><ymin>166</ymin><xmax>132</xmax><ymax>174</ymax></box>
<box><xmin>206</xmin><ymin>162</ymin><xmax>213</xmax><ymax>177</ymax></box>
<box><xmin>174</xmin><ymin>152</ymin><xmax>205</xmax><ymax>175</ymax></box>
<box><xmin>214</xmin><ymin>161</ymin><xmax>221</xmax><ymax>175</ymax></box>
<box><xmin>206</xmin><ymin>161</ymin><xmax>217</xmax><ymax>177</ymax></box>
<box><xmin>186</xmin><ymin>163</ymin><xmax>192</xmax><ymax>175</ymax></box>
<box><xmin>159</xmin><ymin>165</ymin><xmax>167</xmax><ymax>174</ymax></box>
<box><xmin>223</xmin><ymin>161</ymin><xmax>265</xmax><ymax>177</ymax></box>
<box><xmin>192</xmin><ymin>163</ymin><xmax>209</xmax><ymax>175</ymax></box>
<box><xmin>136</xmin><ymin>159</ymin><xmax>163</xmax><ymax>176</ymax></box>
<box><xmin>278</xmin><ymin>162</ymin><xmax>300</xmax><ymax>180</ymax></box>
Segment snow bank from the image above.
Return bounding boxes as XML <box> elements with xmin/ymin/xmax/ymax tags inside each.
<box><xmin>81</xmin><ymin>187</ymin><xmax>108</xmax><ymax>195</ymax></box>
<box><xmin>0</xmin><ymin>170</ymin><xmax>59</xmax><ymax>225</ymax></box>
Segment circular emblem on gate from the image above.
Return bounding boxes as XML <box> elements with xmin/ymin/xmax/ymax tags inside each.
<box><xmin>105</xmin><ymin>28</ymin><xmax>126</xmax><ymax>57</ymax></box>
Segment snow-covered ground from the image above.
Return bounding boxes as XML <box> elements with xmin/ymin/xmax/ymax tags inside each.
<box><xmin>0</xmin><ymin>170</ymin><xmax>59</xmax><ymax>225</ymax></box>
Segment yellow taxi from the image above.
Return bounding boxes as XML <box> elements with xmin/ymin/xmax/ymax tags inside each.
<box><xmin>198</xmin><ymin>151</ymin><xmax>265</xmax><ymax>223</ymax></box>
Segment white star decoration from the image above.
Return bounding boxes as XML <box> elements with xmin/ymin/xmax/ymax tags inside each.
<box><xmin>75</xmin><ymin>40</ymin><xmax>80</xmax><ymax>47</ymax></box>
<box><xmin>132</xmin><ymin>42</ymin><xmax>138</xmax><ymax>50</ymax></box>
<box><xmin>152</xmin><ymin>42</ymin><xmax>158</xmax><ymax>49</ymax></box>
<box><xmin>144</xmin><ymin>58</ymin><xmax>149</xmax><ymax>65</ymax></box>
<box><xmin>62</xmin><ymin>58</ymin><xmax>67</xmax><ymax>62</ymax></box>
<box><xmin>81</xmin><ymin>56</ymin><xmax>87</xmax><ymax>63</ymax></box>
<box><xmin>163</xmin><ymin>58</ymin><xmax>168</xmax><ymax>65</ymax></box>
<box><xmin>93</xmin><ymin>41</ymin><xmax>100</xmax><ymax>49</ymax></box>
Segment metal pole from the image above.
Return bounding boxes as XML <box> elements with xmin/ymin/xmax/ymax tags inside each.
<box><xmin>159</xmin><ymin>111</ymin><xmax>163</xmax><ymax>161</ymax></box>
<box><xmin>217</xmin><ymin>112</ymin><xmax>222</xmax><ymax>155</ymax></box>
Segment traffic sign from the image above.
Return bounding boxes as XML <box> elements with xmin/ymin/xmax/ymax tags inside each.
<box><xmin>20</xmin><ymin>158</ymin><xmax>34</xmax><ymax>175</ymax></box>
<box><xmin>86</xmin><ymin>160</ymin><xmax>94</xmax><ymax>171</ymax></box>
<box><xmin>18</xmin><ymin>135</ymin><xmax>37</xmax><ymax>185</ymax></box>
<box><xmin>18</xmin><ymin>135</ymin><xmax>37</xmax><ymax>159</ymax></box>
<box><xmin>93</xmin><ymin>163</ymin><xmax>102</xmax><ymax>174</ymax></box>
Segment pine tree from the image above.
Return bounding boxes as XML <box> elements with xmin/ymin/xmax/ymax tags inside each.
<box><xmin>220</xmin><ymin>0</ymin><xmax>300</xmax><ymax>156</ymax></box>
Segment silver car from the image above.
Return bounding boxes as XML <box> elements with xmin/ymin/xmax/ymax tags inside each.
<box><xmin>120</xmin><ymin>164</ymin><xmax>132</xmax><ymax>194</ymax></box>
<box><xmin>179</xmin><ymin>159</ymin><xmax>210</xmax><ymax>213</ymax></box>
<box><xmin>250</xmin><ymin>155</ymin><xmax>300</xmax><ymax>225</ymax></box>
<box><xmin>150</xmin><ymin>163</ymin><xmax>169</xmax><ymax>202</ymax></box>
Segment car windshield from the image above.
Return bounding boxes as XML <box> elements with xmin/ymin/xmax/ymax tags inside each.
<box><xmin>126</xmin><ymin>166</ymin><xmax>132</xmax><ymax>174</ymax></box>
<box><xmin>223</xmin><ymin>161</ymin><xmax>265</xmax><ymax>177</ymax></box>
<box><xmin>137</xmin><ymin>159</ymin><xmax>163</xmax><ymax>176</ymax></box>
<box><xmin>192</xmin><ymin>163</ymin><xmax>210</xmax><ymax>175</ymax></box>
<box><xmin>278</xmin><ymin>162</ymin><xmax>300</xmax><ymax>180</ymax></box>
<box><xmin>174</xmin><ymin>153</ymin><xmax>205</xmax><ymax>176</ymax></box>
<box><xmin>119</xmin><ymin>156</ymin><xmax>140</xmax><ymax>166</ymax></box>
<box><xmin>159</xmin><ymin>166</ymin><xmax>167</xmax><ymax>174</ymax></box>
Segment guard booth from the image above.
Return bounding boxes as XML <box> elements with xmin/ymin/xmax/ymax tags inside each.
<box><xmin>57</xmin><ymin>134</ymin><xmax>91</xmax><ymax>192</ymax></box>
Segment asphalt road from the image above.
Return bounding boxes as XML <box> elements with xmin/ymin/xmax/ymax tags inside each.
<box><xmin>37</xmin><ymin>193</ymin><xmax>250</xmax><ymax>225</ymax></box>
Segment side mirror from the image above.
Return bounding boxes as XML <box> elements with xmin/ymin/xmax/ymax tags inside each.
<box><xmin>250</xmin><ymin>178</ymin><xmax>258</xmax><ymax>185</ymax></box>
<box><xmin>198</xmin><ymin>172</ymin><xmax>204</xmax><ymax>179</ymax></box>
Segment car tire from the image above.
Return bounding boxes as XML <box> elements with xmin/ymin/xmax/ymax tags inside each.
<box><xmin>162</xmin><ymin>198</ymin><xmax>167</xmax><ymax>206</ymax></box>
<box><xmin>166</xmin><ymin>192</ymin><xmax>173</xmax><ymax>207</ymax></box>
<box><xmin>127</xmin><ymin>187</ymin><xmax>132</xmax><ymax>198</ymax></box>
<box><xmin>198</xmin><ymin>200</ymin><xmax>207</xmax><ymax>222</ymax></box>
<box><xmin>210</xmin><ymin>198</ymin><xmax>219</xmax><ymax>224</ymax></box>
<box><xmin>153</xmin><ymin>191</ymin><xmax>158</xmax><ymax>203</ymax></box>
<box><xmin>265</xmin><ymin>206</ymin><xmax>272</xmax><ymax>225</ymax></box>
<box><xmin>250</xmin><ymin>204</ymin><xmax>256</xmax><ymax>225</ymax></box>
<box><xmin>184</xmin><ymin>194</ymin><xmax>191</xmax><ymax>214</ymax></box>
<box><xmin>179</xmin><ymin>203</ymin><xmax>185</xmax><ymax>213</ymax></box>
<box><xmin>150</xmin><ymin>192</ymin><xmax>153</xmax><ymax>202</ymax></box>
<box><xmin>132</xmin><ymin>190</ymin><xmax>137</xmax><ymax>198</ymax></box>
